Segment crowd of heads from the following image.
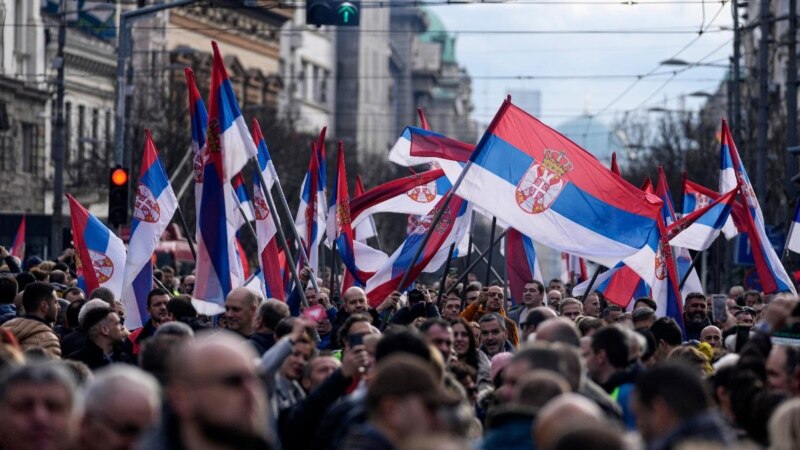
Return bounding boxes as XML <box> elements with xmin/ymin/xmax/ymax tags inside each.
<box><xmin>2</xmin><ymin>248</ymin><xmax>800</xmax><ymax>450</ymax></box>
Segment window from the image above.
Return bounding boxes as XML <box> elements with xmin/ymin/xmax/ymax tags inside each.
<box><xmin>320</xmin><ymin>70</ymin><xmax>329</xmax><ymax>105</ymax></box>
<box><xmin>77</xmin><ymin>104</ymin><xmax>85</xmax><ymax>162</ymax></box>
<box><xmin>91</xmin><ymin>108</ymin><xmax>99</xmax><ymax>159</ymax></box>
<box><xmin>298</xmin><ymin>61</ymin><xmax>307</xmax><ymax>100</ymax></box>
<box><xmin>105</xmin><ymin>110</ymin><xmax>112</xmax><ymax>163</ymax></box>
<box><xmin>64</xmin><ymin>101</ymin><xmax>72</xmax><ymax>166</ymax></box>
<box><xmin>20</xmin><ymin>122</ymin><xmax>42</xmax><ymax>175</ymax></box>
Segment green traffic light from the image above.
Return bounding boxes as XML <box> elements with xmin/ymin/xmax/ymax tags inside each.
<box><xmin>337</xmin><ymin>2</ymin><xmax>357</xmax><ymax>24</ymax></box>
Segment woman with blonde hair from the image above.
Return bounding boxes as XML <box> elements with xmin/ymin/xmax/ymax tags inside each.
<box><xmin>769</xmin><ymin>398</ymin><xmax>800</xmax><ymax>450</ymax></box>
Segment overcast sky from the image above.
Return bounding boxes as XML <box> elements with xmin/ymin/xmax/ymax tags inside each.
<box><xmin>427</xmin><ymin>1</ymin><xmax>734</xmax><ymax>130</ymax></box>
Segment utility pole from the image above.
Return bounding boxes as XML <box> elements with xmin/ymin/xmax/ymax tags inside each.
<box><xmin>51</xmin><ymin>0</ymin><xmax>67</xmax><ymax>259</ymax></box>
<box><xmin>732</xmin><ymin>0</ymin><xmax>742</xmax><ymax>142</ymax></box>
<box><xmin>786</xmin><ymin>0</ymin><xmax>798</xmax><ymax>202</ymax></box>
<box><xmin>756</xmin><ymin>0</ymin><xmax>770</xmax><ymax>204</ymax></box>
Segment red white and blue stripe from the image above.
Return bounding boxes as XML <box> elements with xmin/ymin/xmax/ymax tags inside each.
<box><xmin>122</xmin><ymin>130</ymin><xmax>178</xmax><ymax>329</ymax></box>
<box><xmin>719</xmin><ymin>120</ymin><xmax>795</xmax><ymax>294</ymax></box>
<box><xmin>67</xmin><ymin>194</ymin><xmax>126</xmax><ymax>299</ymax></box>
<box><xmin>252</xmin><ymin>170</ymin><xmax>284</xmax><ymax>300</ymax></box>
<box><xmin>506</xmin><ymin>228</ymin><xmax>544</xmax><ymax>305</ymax></box>
<box><xmin>294</xmin><ymin>144</ymin><xmax>326</xmax><ymax>274</ymax></box>
<box><xmin>366</xmin><ymin>194</ymin><xmax>472</xmax><ymax>307</ymax></box>
<box><xmin>354</xmin><ymin>176</ymin><xmax>377</xmax><ymax>243</ymax></box>
<box><xmin>561</xmin><ymin>253</ymin><xmax>588</xmax><ymax>285</ymax></box>
<box><xmin>455</xmin><ymin>99</ymin><xmax>663</xmax><ymax>281</ymax></box>
<box><xmin>389</xmin><ymin>126</ymin><xmax>475</xmax><ymax>167</ymax></box>
<box><xmin>573</xmin><ymin>263</ymin><xmax>649</xmax><ymax>308</ymax></box>
<box><xmin>194</xmin><ymin>42</ymin><xmax>259</xmax><ymax>310</ymax></box>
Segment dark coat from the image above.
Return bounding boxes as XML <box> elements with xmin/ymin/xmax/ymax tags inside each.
<box><xmin>67</xmin><ymin>339</ymin><xmax>133</xmax><ymax>370</ymax></box>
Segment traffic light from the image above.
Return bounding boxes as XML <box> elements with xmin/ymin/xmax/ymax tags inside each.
<box><xmin>108</xmin><ymin>166</ymin><xmax>129</xmax><ymax>227</ymax></box>
<box><xmin>306</xmin><ymin>0</ymin><xmax>360</xmax><ymax>26</ymax></box>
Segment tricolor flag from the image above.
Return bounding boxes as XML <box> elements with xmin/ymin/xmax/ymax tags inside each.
<box><xmin>231</xmin><ymin>173</ymin><xmax>255</xmax><ymax>230</ymax></box>
<box><xmin>9</xmin><ymin>216</ymin><xmax>25</xmax><ymax>260</ymax></box>
<box><xmin>252</xmin><ymin>172</ymin><xmax>284</xmax><ymax>300</ymax></box>
<box><xmin>683</xmin><ymin>177</ymin><xmax>739</xmax><ymax>240</ymax></box>
<box><xmin>389</xmin><ymin>126</ymin><xmax>475</xmax><ymax>167</ymax></box>
<box><xmin>365</xmin><ymin>194</ymin><xmax>472</xmax><ymax>307</ymax></box>
<box><xmin>252</xmin><ymin>118</ymin><xmax>277</xmax><ymax>190</ymax></box>
<box><xmin>655</xmin><ymin>167</ymin><xmax>703</xmax><ymax>297</ymax></box>
<box><xmin>122</xmin><ymin>130</ymin><xmax>178</xmax><ymax>329</ymax></box>
<box><xmin>573</xmin><ymin>263</ymin><xmax>649</xmax><ymax>308</ymax></box>
<box><xmin>294</xmin><ymin>144</ymin><xmax>326</xmax><ymax>273</ymax></box>
<box><xmin>561</xmin><ymin>253</ymin><xmax>588</xmax><ymax>285</ymax></box>
<box><xmin>354</xmin><ymin>176</ymin><xmax>377</xmax><ymax>243</ymax></box>
<box><xmin>506</xmin><ymin>228</ymin><xmax>544</xmax><ymax>305</ymax></box>
<box><xmin>669</xmin><ymin>187</ymin><xmax>739</xmax><ymax>252</ymax></box>
<box><xmin>194</xmin><ymin>41</ymin><xmax>258</xmax><ymax>309</ymax></box>
<box><xmin>454</xmin><ymin>98</ymin><xmax>663</xmax><ymax>281</ymax></box>
<box><xmin>719</xmin><ymin>120</ymin><xmax>796</xmax><ymax>294</ymax></box>
<box><xmin>349</xmin><ymin>169</ymin><xmax>450</xmax><ymax>230</ymax></box>
<box><xmin>185</xmin><ymin>67</ymin><xmax>207</xmax><ymax>239</ymax></box>
<box><xmin>67</xmin><ymin>194</ymin><xmax>126</xmax><ymax>299</ymax></box>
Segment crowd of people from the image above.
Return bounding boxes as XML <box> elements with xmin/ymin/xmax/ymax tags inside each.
<box><xmin>1</xmin><ymin>243</ymin><xmax>800</xmax><ymax>450</ymax></box>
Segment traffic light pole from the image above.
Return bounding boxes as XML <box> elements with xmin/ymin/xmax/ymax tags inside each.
<box><xmin>113</xmin><ymin>0</ymin><xmax>198</xmax><ymax>167</ymax></box>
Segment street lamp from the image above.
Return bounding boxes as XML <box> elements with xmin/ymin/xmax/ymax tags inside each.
<box><xmin>660</xmin><ymin>58</ymin><xmax>729</xmax><ymax>68</ymax></box>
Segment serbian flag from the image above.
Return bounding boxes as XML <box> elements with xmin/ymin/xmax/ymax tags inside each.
<box><xmin>389</xmin><ymin>126</ymin><xmax>475</xmax><ymax>167</ymax></box>
<box><xmin>185</xmin><ymin>67</ymin><xmax>207</xmax><ymax>239</ymax></box>
<box><xmin>67</xmin><ymin>194</ymin><xmax>126</xmax><ymax>299</ymax></box>
<box><xmin>252</xmin><ymin>118</ymin><xmax>277</xmax><ymax>190</ymax></box>
<box><xmin>669</xmin><ymin>186</ymin><xmax>739</xmax><ymax>252</ymax></box>
<box><xmin>194</xmin><ymin>41</ymin><xmax>258</xmax><ymax>310</ymax></box>
<box><xmin>9</xmin><ymin>216</ymin><xmax>25</xmax><ymax>260</ymax></box>
<box><xmin>354</xmin><ymin>176</ymin><xmax>377</xmax><ymax>243</ymax></box>
<box><xmin>252</xmin><ymin>172</ymin><xmax>283</xmax><ymax>300</ymax></box>
<box><xmin>455</xmin><ymin>98</ymin><xmax>662</xmax><ymax>281</ymax></box>
<box><xmin>683</xmin><ymin>177</ymin><xmax>740</xmax><ymax>239</ymax></box>
<box><xmin>122</xmin><ymin>130</ymin><xmax>178</xmax><ymax>329</ymax></box>
<box><xmin>561</xmin><ymin>253</ymin><xmax>588</xmax><ymax>285</ymax></box>
<box><xmin>365</xmin><ymin>194</ymin><xmax>472</xmax><ymax>307</ymax></box>
<box><xmin>719</xmin><ymin>120</ymin><xmax>796</xmax><ymax>294</ymax></box>
<box><xmin>506</xmin><ymin>228</ymin><xmax>544</xmax><ymax>305</ymax></box>
<box><xmin>573</xmin><ymin>263</ymin><xmax>649</xmax><ymax>308</ymax></box>
<box><xmin>349</xmin><ymin>168</ymin><xmax>449</xmax><ymax>230</ymax></box>
<box><xmin>231</xmin><ymin>173</ymin><xmax>255</xmax><ymax>230</ymax></box>
<box><xmin>651</xmin><ymin>222</ymin><xmax>685</xmax><ymax>331</ymax></box>
<box><xmin>294</xmin><ymin>144</ymin><xmax>325</xmax><ymax>273</ymax></box>
<box><xmin>786</xmin><ymin>199</ymin><xmax>800</xmax><ymax>255</ymax></box>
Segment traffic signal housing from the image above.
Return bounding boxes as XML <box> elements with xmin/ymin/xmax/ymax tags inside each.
<box><xmin>306</xmin><ymin>1</ymin><xmax>360</xmax><ymax>26</ymax></box>
<box><xmin>108</xmin><ymin>166</ymin><xmax>129</xmax><ymax>227</ymax></box>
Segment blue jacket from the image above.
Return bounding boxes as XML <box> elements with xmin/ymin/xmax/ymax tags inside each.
<box><xmin>0</xmin><ymin>304</ymin><xmax>16</xmax><ymax>325</ymax></box>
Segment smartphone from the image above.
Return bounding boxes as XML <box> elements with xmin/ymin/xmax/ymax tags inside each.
<box><xmin>348</xmin><ymin>333</ymin><xmax>365</xmax><ymax>348</ymax></box>
<box><xmin>711</xmin><ymin>294</ymin><xmax>728</xmax><ymax>323</ymax></box>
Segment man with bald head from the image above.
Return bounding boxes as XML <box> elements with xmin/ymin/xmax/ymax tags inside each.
<box><xmin>225</xmin><ymin>287</ymin><xmax>262</xmax><ymax>338</ymax></box>
<box><xmin>700</xmin><ymin>325</ymin><xmax>723</xmax><ymax>350</ymax></box>
<box><xmin>534</xmin><ymin>393</ymin><xmax>607</xmax><ymax>450</ymax></box>
<box><xmin>535</xmin><ymin>317</ymin><xmax>581</xmax><ymax>347</ymax></box>
<box><xmin>331</xmin><ymin>287</ymin><xmax>397</xmax><ymax>345</ymax></box>
<box><xmin>78</xmin><ymin>366</ymin><xmax>161</xmax><ymax>450</ymax></box>
<box><xmin>142</xmin><ymin>332</ymin><xmax>270</xmax><ymax>449</ymax></box>
<box><xmin>520</xmin><ymin>307</ymin><xmax>557</xmax><ymax>342</ymax></box>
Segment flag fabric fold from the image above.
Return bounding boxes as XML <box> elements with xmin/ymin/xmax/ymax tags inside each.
<box><xmin>389</xmin><ymin>126</ymin><xmax>475</xmax><ymax>167</ymax></box>
<box><xmin>10</xmin><ymin>216</ymin><xmax>25</xmax><ymax>260</ymax></box>
<box><xmin>506</xmin><ymin>228</ymin><xmax>544</xmax><ymax>305</ymax></box>
<box><xmin>252</xmin><ymin>170</ymin><xmax>284</xmax><ymax>300</ymax></box>
<box><xmin>454</xmin><ymin>98</ymin><xmax>663</xmax><ymax>281</ymax></box>
<box><xmin>294</xmin><ymin>144</ymin><xmax>326</xmax><ymax>274</ymax></box>
<box><xmin>561</xmin><ymin>253</ymin><xmax>588</xmax><ymax>285</ymax></box>
<box><xmin>67</xmin><ymin>194</ymin><xmax>126</xmax><ymax>299</ymax></box>
<box><xmin>122</xmin><ymin>130</ymin><xmax>179</xmax><ymax>329</ymax></box>
<box><xmin>354</xmin><ymin>176</ymin><xmax>377</xmax><ymax>242</ymax></box>
<box><xmin>365</xmin><ymin>194</ymin><xmax>472</xmax><ymax>307</ymax></box>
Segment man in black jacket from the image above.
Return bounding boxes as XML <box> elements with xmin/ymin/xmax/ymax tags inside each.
<box><xmin>67</xmin><ymin>305</ymin><xmax>132</xmax><ymax>370</ymax></box>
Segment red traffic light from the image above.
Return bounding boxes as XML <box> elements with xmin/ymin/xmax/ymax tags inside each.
<box><xmin>110</xmin><ymin>167</ymin><xmax>128</xmax><ymax>186</ymax></box>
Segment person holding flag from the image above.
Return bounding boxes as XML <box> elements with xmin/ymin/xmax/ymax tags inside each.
<box><xmin>121</xmin><ymin>130</ymin><xmax>178</xmax><ymax>331</ymax></box>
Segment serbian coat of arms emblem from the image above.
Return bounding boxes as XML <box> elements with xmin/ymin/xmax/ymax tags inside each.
<box><xmin>89</xmin><ymin>249</ymin><xmax>114</xmax><ymax>283</ymax></box>
<box><xmin>133</xmin><ymin>185</ymin><xmax>161</xmax><ymax>223</ymax></box>
<box><xmin>407</xmin><ymin>179</ymin><xmax>437</xmax><ymax>204</ymax></box>
<box><xmin>253</xmin><ymin>189</ymin><xmax>270</xmax><ymax>221</ymax></box>
<box><xmin>515</xmin><ymin>149</ymin><xmax>574</xmax><ymax>214</ymax></box>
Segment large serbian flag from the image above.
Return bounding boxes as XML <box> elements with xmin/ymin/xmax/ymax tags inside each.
<box><xmin>194</xmin><ymin>41</ymin><xmax>258</xmax><ymax>310</ymax></box>
<box><xmin>122</xmin><ymin>130</ymin><xmax>178</xmax><ymax>329</ymax></box>
<box><xmin>719</xmin><ymin>120</ymin><xmax>795</xmax><ymax>294</ymax></box>
<box><xmin>67</xmin><ymin>194</ymin><xmax>126</xmax><ymax>299</ymax></box>
<box><xmin>365</xmin><ymin>195</ymin><xmax>472</xmax><ymax>307</ymax></box>
<box><xmin>9</xmin><ymin>216</ymin><xmax>25</xmax><ymax>260</ymax></box>
<box><xmin>455</xmin><ymin>98</ymin><xmax>663</xmax><ymax>280</ymax></box>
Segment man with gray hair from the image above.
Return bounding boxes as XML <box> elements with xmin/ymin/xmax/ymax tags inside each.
<box><xmin>479</xmin><ymin>313</ymin><xmax>513</xmax><ymax>357</ymax></box>
<box><xmin>0</xmin><ymin>361</ymin><xmax>78</xmax><ymax>450</ymax></box>
<box><xmin>250</xmin><ymin>299</ymin><xmax>290</xmax><ymax>355</ymax></box>
<box><xmin>224</xmin><ymin>287</ymin><xmax>261</xmax><ymax>338</ymax></box>
<box><xmin>77</xmin><ymin>365</ymin><xmax>161</xmax><ymax>450</ymax></box>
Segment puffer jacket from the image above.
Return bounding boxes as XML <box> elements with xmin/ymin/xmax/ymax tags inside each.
<box><xmin>2</xmin><ymin>317</ymin><xmax>61</xmax><ymax>358</ymax></box>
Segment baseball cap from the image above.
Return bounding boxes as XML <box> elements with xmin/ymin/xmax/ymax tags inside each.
<box><xmin>367</xmin><ymin>354</ymin><xmax>460</xmax><ymax>408</ymax></box>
